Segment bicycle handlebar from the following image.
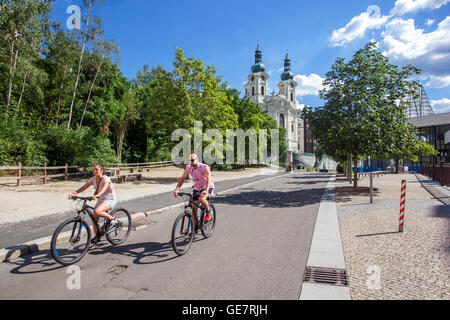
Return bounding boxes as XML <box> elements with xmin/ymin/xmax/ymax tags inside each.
<box><xmin>70</xmin><ymin>196</ymin><xmax>93</xmax><ymax>201</ymax></box>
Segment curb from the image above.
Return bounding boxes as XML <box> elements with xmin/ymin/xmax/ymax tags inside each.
<box><xmin>299</xmin><ymin>174</ymin><xmax>351</xmax><ymax>300</ymax></box>
<box><xmin>0</xmin><ymin>171</ymin><xmax>289</xmax><ymax>264</ymax></box>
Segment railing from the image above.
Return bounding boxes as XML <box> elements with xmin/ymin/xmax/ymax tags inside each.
<box><xmin>421</xmin><ymin>163</ymin><xmax>450</xmax><ymax>187</ymax></box>
<box><xmin>0</xmin><ymin>161</ymin><xmax>174</xmax><ymax>187</ymax></box>
<box><xmin>0</xmin><ymin>163</ymin><xmax>83</xmax><ymax>187</ymax></box>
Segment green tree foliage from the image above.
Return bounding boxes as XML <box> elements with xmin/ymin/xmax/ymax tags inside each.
<box><xmin>0</xmin><ymin>1</ymin><xmax>289</xmax><ymax>169</ymax></box>
<box><xmin>303</xmin><ymin>42</ymin><xmax>422</xmax><ymax>185</ymax></box>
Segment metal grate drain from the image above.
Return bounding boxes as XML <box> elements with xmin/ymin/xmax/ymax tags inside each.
<box><xmin>303</xmin><ymin>266</ymin><xmax>349</xmax><ymax>287</ymax></box>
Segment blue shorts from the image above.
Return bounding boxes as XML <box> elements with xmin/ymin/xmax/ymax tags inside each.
<box><xmin>95</xmin><ymin>198</ymin><xmax>117</xmax><ymax>210</ymax></box>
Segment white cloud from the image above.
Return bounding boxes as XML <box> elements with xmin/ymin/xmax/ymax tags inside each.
<box><xmin>426</xmin><ymin>75</ymin><xmax>450</xmax><ymax>88</ymax></box>
<box><xmin>390</xmin><ymin>0</ymin><xmax>450</xmax><ymax>16</ymax></box>
<box><xmin>381</xmin><ymin>17</ymin><xmax>450</xmax><ymax>88</ymax></box>
<box><xmin>330</xmin><ymin>5</ymin><xmax>390</xmax><ymax>47</ymax></box>
<box><xmin>294</xmin><ymin>74</ymin><xmax>324</xmax><ymax>97</ymax></box>
<box><xmin>426</xmin><ymin>18</ymin><xmax>436</xmax><ymax>25</ymax></box>
<box><xmin>430</xmin><ymin>97</ymin><xmax>450</xmax><ymax>113</ymax></box>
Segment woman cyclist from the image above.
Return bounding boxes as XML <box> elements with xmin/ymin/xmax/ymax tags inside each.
<box><xmin>69</xmin><ymin>164</ymin><xmax>119</xmax><ymax>244</ymax></box>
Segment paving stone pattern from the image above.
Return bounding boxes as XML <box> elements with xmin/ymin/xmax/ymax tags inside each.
<box><xmin>336</xmin><ymin>174</ymin><xmax>450</xmax><ymax>300</ymax></box>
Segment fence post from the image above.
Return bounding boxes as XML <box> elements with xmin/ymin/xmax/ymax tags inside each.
<box><xmin>65</xmin><ymin>164</ymin><xmax>68</xmax><ymax>181</ymax></box>
<box><xmin>43</xmin><ymin>163</ymin><xmax>47</xmax><ymax>184</ymax></box>
<box><xmin>17</xmin><ymin>162</ymin><xmax>22</xmax><ymax>187</ymax></box>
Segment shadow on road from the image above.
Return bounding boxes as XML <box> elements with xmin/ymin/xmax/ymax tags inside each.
<box><xmin>6</xmin><ymin>237</ymin><xmax>206</xmax><ymax>274</ymax></box>
<box><xmin>213</xmin><ymin>188</ymin><xmax>324</xmax><ymax>208</ymax></box>
<box><xmin>7</xmin><ymin>250</ymin><xmax>64</xmax><ymax>275</ymax></box>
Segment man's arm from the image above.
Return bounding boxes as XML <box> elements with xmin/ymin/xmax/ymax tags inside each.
<box><xmin>202</xmin><ymin>166</ymin><xmax>212</xmax><ymax>195</ymax></box>
<box><xmin>174</xmin><ymin>168</ymin><xmax>190</xmax><ymax>198</ymax></box>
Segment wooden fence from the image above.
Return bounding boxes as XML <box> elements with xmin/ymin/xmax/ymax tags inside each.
<box><xmin>421</xmin><ymin>163</ymin><xmax>450</xmax><ymax>187</ymax></box>
<box><xmin>0</xmin><ymin>161</ymin><xmax>173</xmax><ymax>187</ymax></box>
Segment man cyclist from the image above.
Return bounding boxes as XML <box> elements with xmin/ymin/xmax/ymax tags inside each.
<box><xmin>173</xmin><ymin>154</ymin><xmax>215</xmax><ymax>233</ymax></box>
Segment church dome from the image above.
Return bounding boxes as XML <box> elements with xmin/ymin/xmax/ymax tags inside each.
<box><xmin>281</xmin><ymin>51</ymin><xmax>294</xmax><ymax>81</ymax></box>
<box><xmin>252</xmin><ymin>63</ymin><xmax>266</xmax><ymax>73</ymax></box>
<box><xmin>281</xmin><ymin>71</ymin><xmax>294</xmax><ymax>81</ymax></box>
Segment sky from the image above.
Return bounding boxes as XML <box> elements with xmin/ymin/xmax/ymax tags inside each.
<box><xmin>50</xmin><ymin>0</ymin><xmax>450</xmax><ymax>113</ymax></box>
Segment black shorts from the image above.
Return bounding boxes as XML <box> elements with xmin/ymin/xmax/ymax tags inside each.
<box><xmin>193</xmin><ymin>188</ymin><xmax>214</xmax><ymax>201</ymax></box>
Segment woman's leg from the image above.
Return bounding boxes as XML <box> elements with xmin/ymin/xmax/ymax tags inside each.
<box><xmin>93</xmin><ymin>201</ymin><xmax>113</xmax><ymax>235</ymax></box>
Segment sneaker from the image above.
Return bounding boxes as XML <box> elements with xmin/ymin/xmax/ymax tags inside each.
<box><xmin>205</xmin><ymin>208</ymin><xmax>212</xmax><ymax>222</ymax></box>
<box><xmin>108</xmin><ymin>218</ymin><xmax>120</xmax><ymax>230</ymax></box>
<box><xmin>91</xmin><ymin>235</ymin><xmax>102</xmax><ymax>244</ymax></box>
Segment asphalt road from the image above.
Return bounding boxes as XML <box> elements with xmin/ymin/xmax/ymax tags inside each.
<box><xmin>0</xmin><ymin>172</ymin><xmax>331</xmax><ymax>300</ymax></box>
<box><xmin>0</xmin><ymin>173</ymin><xmax>278</xmax><ymax>249</ymax></box>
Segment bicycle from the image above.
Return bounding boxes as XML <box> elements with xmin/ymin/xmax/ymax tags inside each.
<box><xmin>171</xmin><ymin>192</ymin><xmax>216</xmax><ymax>256</ymax></box>
<box><xmin>50</xmin><ymin>196</ymin><xmax>132</xmax><ymax>266</ymax></box>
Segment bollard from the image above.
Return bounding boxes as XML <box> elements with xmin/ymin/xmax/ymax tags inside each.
<box><xmin>370</xmin><ymin>172</ymin><xmax>373</xmax><ymax>204</ymax></box>
<box><xmin>399</xmin><ymin>180</ymin><xmax>406</xmax><ymax>232</ymax></box>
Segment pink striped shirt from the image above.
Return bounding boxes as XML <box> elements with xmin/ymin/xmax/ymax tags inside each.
<box><xmin>187</xmin><ymin>163</ymin><xmax>214</xmax><ymax>191</ymax></box>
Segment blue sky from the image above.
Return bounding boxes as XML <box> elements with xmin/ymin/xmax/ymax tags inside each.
<box><xmin>50</xmin><ymin>0</ymin><xmax>450</xmax><ymax>112</ymax></box>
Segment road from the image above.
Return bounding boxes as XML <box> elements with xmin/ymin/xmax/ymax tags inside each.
<box><xmin>0</xmin><ymin>173</ymin><xmax>280</xmax><ymax>249</ymax></box>
<box><xmin>0</xmin><ymin>172</ymin><xmax>331</xmax><ymax>300</ymax></box>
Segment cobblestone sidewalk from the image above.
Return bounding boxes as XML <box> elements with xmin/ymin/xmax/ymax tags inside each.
<box><xmin>336</xmin><ymin>173</ymin><xmax>450</xmax><ymax>300</ymax></box>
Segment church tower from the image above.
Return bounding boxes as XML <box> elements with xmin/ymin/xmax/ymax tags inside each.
<box><xmin>244</xmin><ymin>42</ymin><xmax>269</xmax><ymax>104</ymax></box>
<box><xmin>277</xmin><ymin>51</ymin><xmax>297</xmax><ymax>105</ymax></box>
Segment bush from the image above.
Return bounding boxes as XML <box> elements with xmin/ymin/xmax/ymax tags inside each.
<box><xmin>0</xmin><ymin>120</ymin><xmax>47</xmax><ymax>166</ymax></box>
<box><xmin>43</xmin><ymin>125</ymin><xmax>118</xmax><ymax>166</ymax></box>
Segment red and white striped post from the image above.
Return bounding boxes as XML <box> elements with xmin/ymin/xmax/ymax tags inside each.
<box><xmin>399</xmin><ymin>180</ymin><xmax>406</xmax><ymax>232</ymax></box>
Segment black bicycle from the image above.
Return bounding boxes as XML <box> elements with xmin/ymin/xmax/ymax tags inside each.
<box><xmin>50</xmin><ymin>196</ymin><xmax>132</xmax><ymax>266</ymax></box>
<box><xmin>171</xmin><ymin>192</ymin><xmax>216</xmax><ymax>256</ymax></box>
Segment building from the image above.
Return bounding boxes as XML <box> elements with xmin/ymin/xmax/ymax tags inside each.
<box><xmin>244</xmin><ymin>43</ymin><xmax>303</xmax><ymax>152</ymax></box>
<box><xmin>408</xmin><ymin>112</ymin><xmax>450</xmax><ymax>165</ymax></box>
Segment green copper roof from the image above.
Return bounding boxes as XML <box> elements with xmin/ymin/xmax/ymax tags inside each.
<box><xmin>252</xmin><ymin>63</ymin><xmax>266</xmax><ymax>73</ymax></box>
<box><xmin>251</xmin><ymin>41</ymin><xmax>266</xmax><ymax>73</ymax></box>
<box><xmin>281</xmin><ymin>50</ymin><xmax>294</xmax><ymax>80</ymax></box>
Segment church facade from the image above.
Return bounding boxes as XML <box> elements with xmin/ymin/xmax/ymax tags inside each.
<box><xmin>243</xmin><ymin>43</ymin><xmax>304</xmax><ymax>153</ymax></box>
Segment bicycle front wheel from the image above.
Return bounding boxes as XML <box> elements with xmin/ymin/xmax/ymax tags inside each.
<box><xmin>200</xmin><ymin>205</ymin><xmax>216</xmax><ymax>238</ymax></box>
<box><xmin>171</xmin><ymin>213</ymin><xmax>194</xmax><ymax>256</ymax></box>
<box><xmin>106</xmin><ymin>207</ymin><xmax>132</xmax><ymax>245</ymax></box>
<box><xmin>51</xmin><ymin>218</ymin><xmax>91</xmax><ymax>266</ymax></box>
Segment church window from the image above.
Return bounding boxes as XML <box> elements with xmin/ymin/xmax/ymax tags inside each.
<box><xmin>252</xmin><ymin>87</ymin><xmax>255</xmax><ymax>96</ymax></box>
<box><xmin>261</xmin><ymin>86</ymin><xmax>264</xmax><ymax>95</ymax></box>
<box><xmin>290</xmin><ymin>92</ymin><xmax>294</xmax><ymax>101</ymax></box>
<box><xmin>245</xmin><ymin>88</ymin><xmax>248</xmax><ymax>95</ymax></box>
<box><xmin>279</xmin><ymin>114</ymin><xmax>285</xmax><ymax>128</ymax></box>
<box><xmin>261</xmin><ymin>76</ymin><xmax>265</xmax><ymax>81</ymax></box>
<box><xmin>292</xmin><ymin>124</ymin><xmax>294</xmax><ymax>132</ymax></box>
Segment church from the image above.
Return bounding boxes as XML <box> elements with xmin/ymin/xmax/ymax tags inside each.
<box><xmin>243</xmin><ymin>43</ymin><xmax>304</xmax><ymax>153</ymax></box>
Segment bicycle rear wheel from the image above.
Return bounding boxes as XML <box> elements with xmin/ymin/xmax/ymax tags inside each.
<box><xmin>51</xmin><ymin>218</ymin><xmax>91</xmax><ymax>266</ymax></box>
<box><xmin>105</xmin><ymin>207</ymin><xmax>132</xmax><ymax>245</ymax></box>
<box><xmin>171</xmin><ymin>213</ymin><xmax>194</xmax><ymax>256</ymax></box>
<box><xmin>200</xmin><ymin>205</ymin><xmax>216</xmax><ymax>238</ymax></box>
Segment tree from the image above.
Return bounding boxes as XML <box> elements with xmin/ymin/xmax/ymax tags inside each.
<box><xmin>67</xmin><ymin>0</ymin><xmax>105</xmax><ymax>129</ymax></box>
<box><xmin>304</xmin><ymin>42</ymin><xmax>421</xmax><ymax>186</ymax></box>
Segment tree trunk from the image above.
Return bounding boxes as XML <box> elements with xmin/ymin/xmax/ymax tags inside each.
<box><xmin>353</xmin><ymin>157</ymin><xmax>358</xmax><ymax>188</ymax></box>
<box><xmin>15</xmin><ymin>71</ymin><xmax>28</xmax><ymax>118</ymax></box>
<box><xmin>67</xmin><ymin>1</ymin><xmax>92</xmax><ymax>129</ymax></box>
<box><xmin>5</xmin><ymin>43</ymin><xmax>19</xmax><ymax>123</ymax></box>
<box><xmin>116</xmin><ymin>125</ymin><xmax>126</xmax><ymax>163</ymax></box>
<box><xmin>348</xmin><ymin>155</ymin><xmax>352</xmax><ymax>183</ymax></box>
<box><xmin>56</xmin><ymin>65</ymin><xmax>68</xmax><ymax>125</ymax></box>
<box><xmin>79</xmin><ymin>55</ymin><xmax>104</xmax><ymax>127</ymax></box>
<box><xmin>394</xmin><ymin>159</ymin><xmax>399</xmax><ymax>174</ymax></box>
